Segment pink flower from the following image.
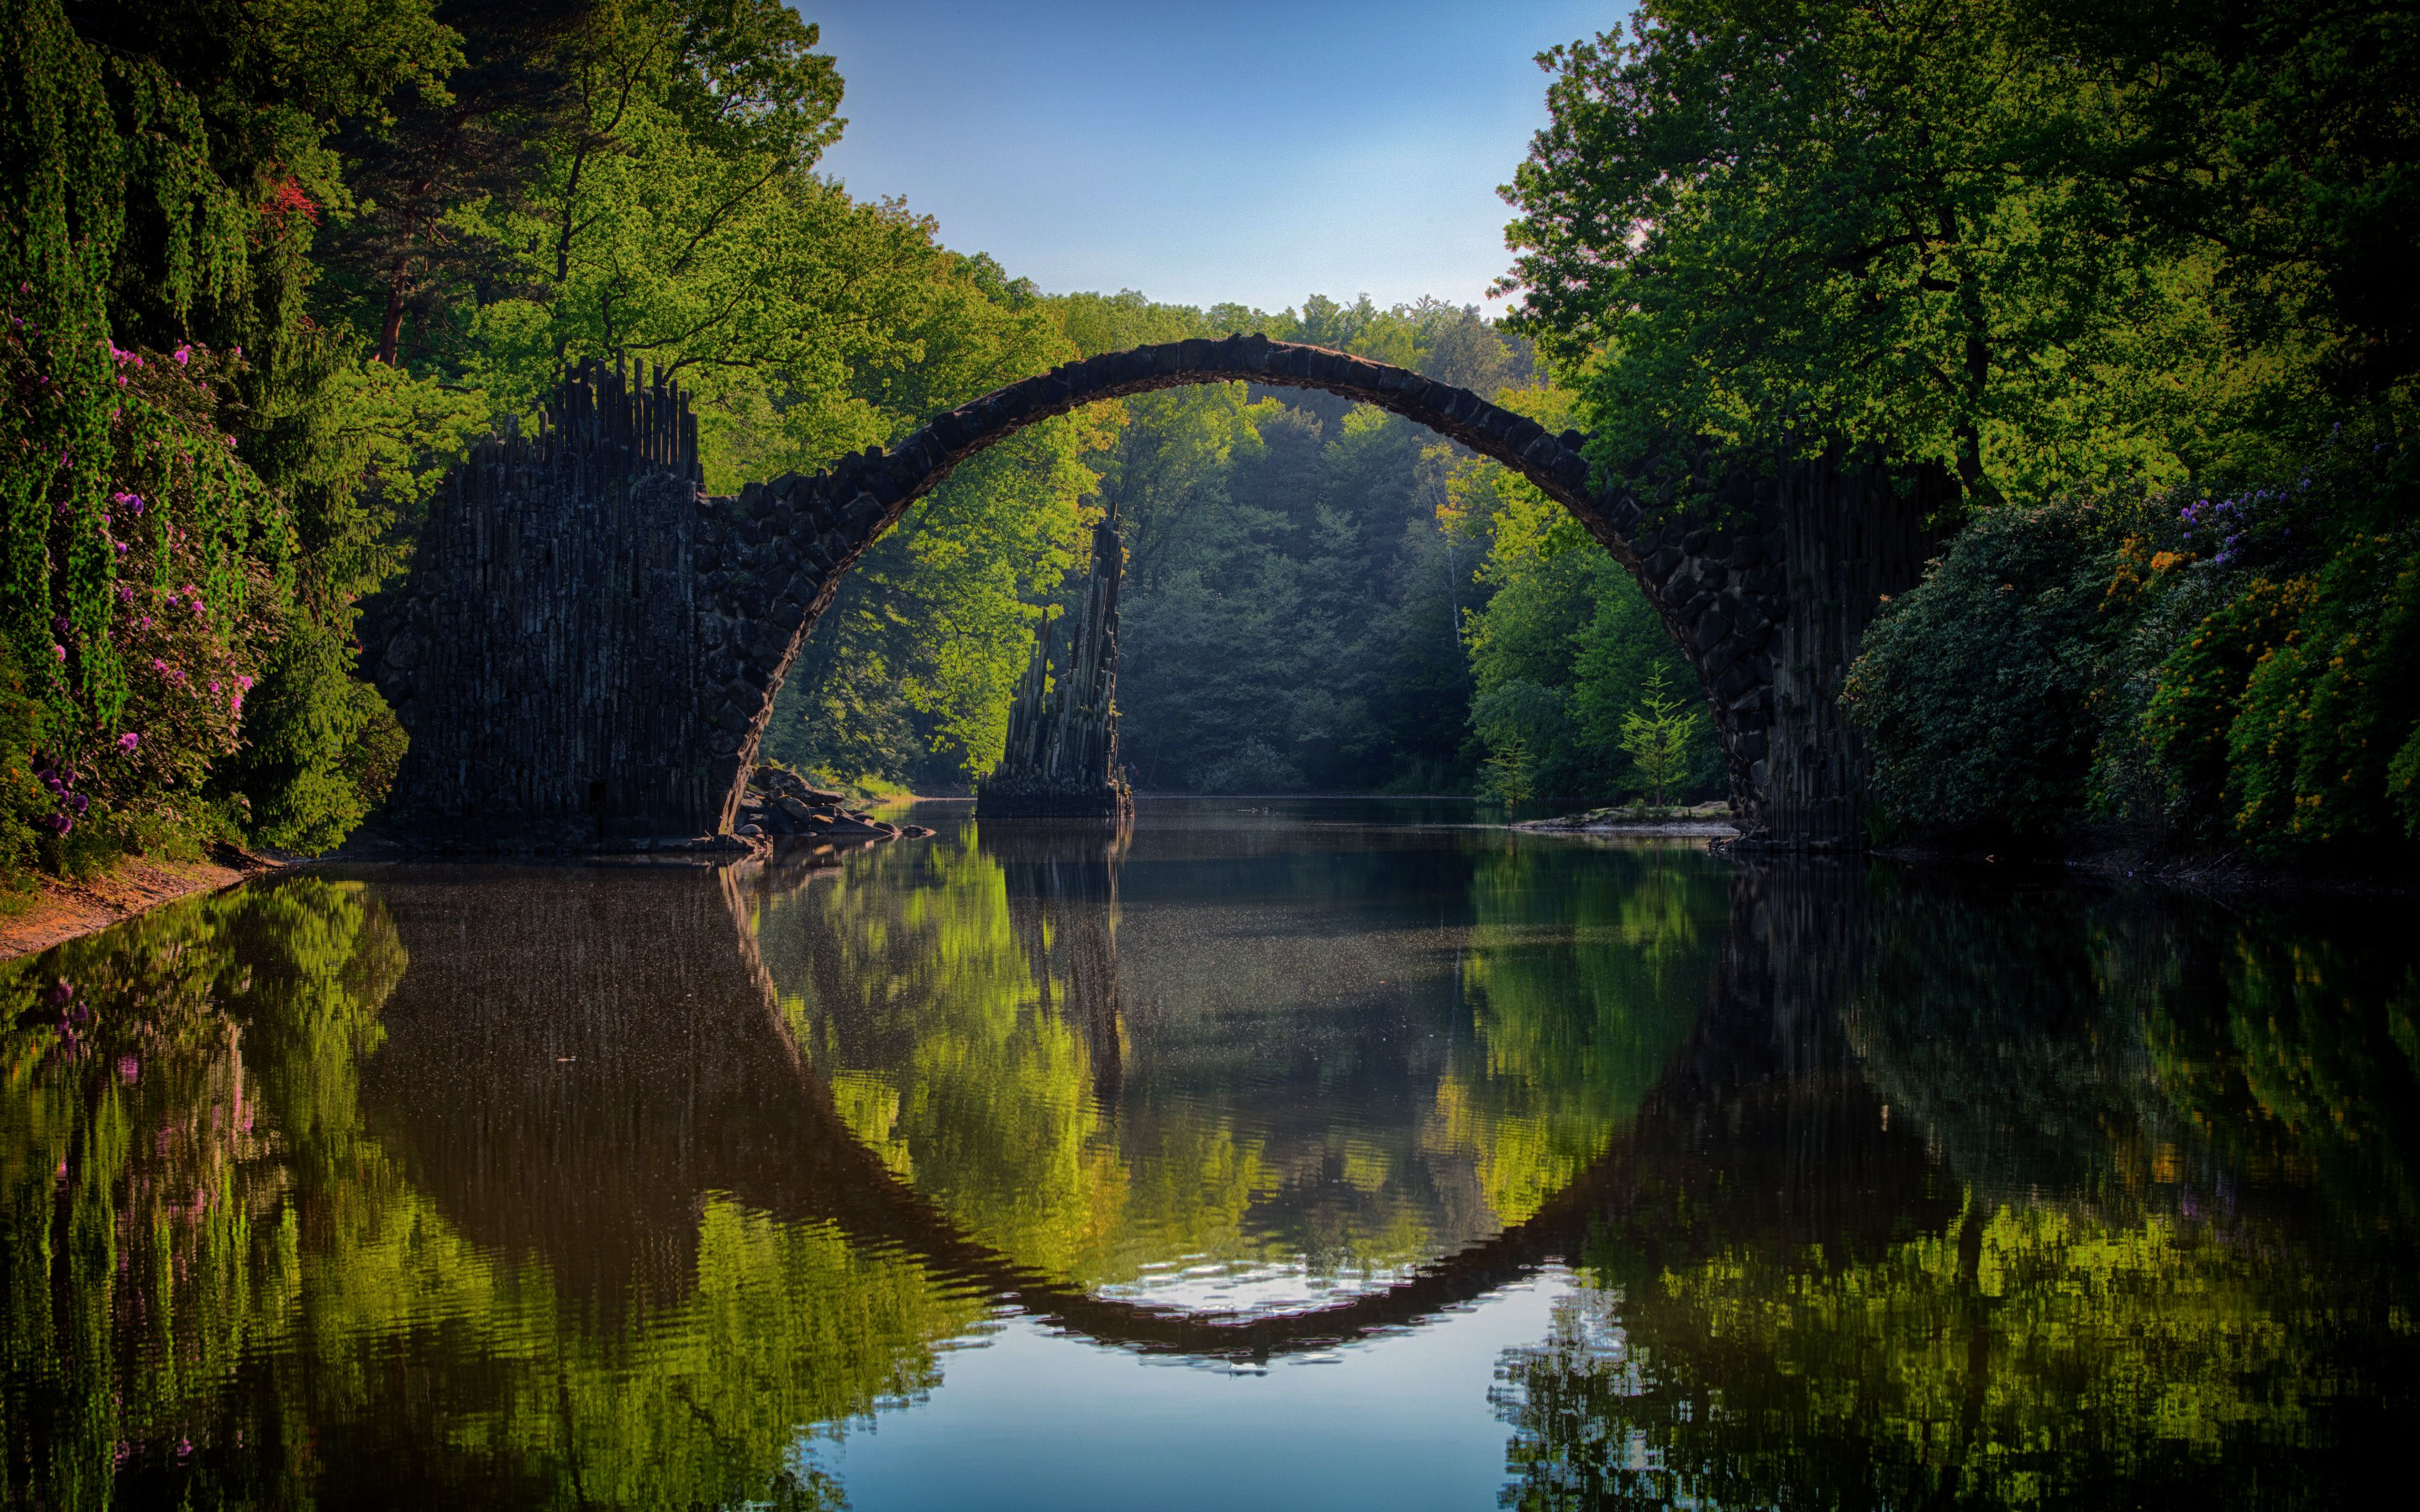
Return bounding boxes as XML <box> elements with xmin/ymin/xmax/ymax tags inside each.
<box><xmin>117</xmin><ymin>1056</ymin><xmax>138</xmax><ymax>1084</ymax></box>
<box><xmin>209</xmin><ymin>680</ymin><xmax>221</xmax><ymax>694</ymax></box>
<box><xmin>117</xmin><ymin>732</ymin><xmax>139</xmax><ymax>753</ymax></box>
<box><xmin>50</xmin><ymin>644</ymin><xmax>64</xmax><ymax>661</ymax></box>
<box><xmin>235</xmin><ymin>675</ymin><xmax>254</xmax><ymax>691</ymax></box>
<box><xmin>172</xmin><ymin>345</ymin><xmax>191</xmax><ymax>366</ymax></box>
<box><xmin>150</xmin><ymin>658</ymin><xmax>168</xmax><ymax>675</ymax></box>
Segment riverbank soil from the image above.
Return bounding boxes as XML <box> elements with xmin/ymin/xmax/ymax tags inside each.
<box><xmin>0</xmin><ymin>847</ymin><xmax>285</xmax><ymax>961</ymax></box>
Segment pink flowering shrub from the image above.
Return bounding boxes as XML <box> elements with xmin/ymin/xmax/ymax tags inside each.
<box><xmin>3</xmin><ymin>325</ymin><xmax>288</xmax><ymax>872</ymax></box>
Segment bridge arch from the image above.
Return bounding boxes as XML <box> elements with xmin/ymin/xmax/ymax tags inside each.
<box><xmin>361</xmin><ymin>337</ymin><xmax>1928</xmax><ymax>850</ymax></box>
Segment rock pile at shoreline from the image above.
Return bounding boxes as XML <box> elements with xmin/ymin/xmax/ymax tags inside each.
<box><xmin>737</xmin><ymin>766</ymin><xmax>935</xmax><ymax>843</ymax></box>
<box><xmin>1514</xmin><ymin>800</ymin><xmax>1739</xmax><ymax>837</ymax></box>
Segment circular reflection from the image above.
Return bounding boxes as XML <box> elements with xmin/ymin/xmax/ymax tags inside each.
<box><xmin>746</xmin><ymin>805</ymin><xmax>1724</xmax><ymax>1318</ymax></box>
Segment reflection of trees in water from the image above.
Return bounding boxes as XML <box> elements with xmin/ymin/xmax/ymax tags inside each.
<box><xmin>1491</xmin><ymin>868</ymin><xmax>2417</xmax><ymax>1510</ymax></box>
<box><xmin>0</xmin><ymin>873</ymin><xmax>976</xmax><ymax>1510</ymax></box>
<box><xmin>1444</xmin><ymin>844</ymin><xmax>1722</xmax><ymax>1224</ymax></box>
<box><xmin>757</xmin><ymin>831</ymin><xmax>1735</xmax><ymax>1293</ymax></box>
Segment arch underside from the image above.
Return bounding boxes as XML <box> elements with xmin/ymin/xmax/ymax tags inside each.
<box><xmin>721</xmin><ymin>861</ymin><xmax>1945</xmax><ymax>1361</ymax></box>
<box><xmin>710</xmin><ymin>336</ymin><xmax>1790</xmax><ymax>833</ymax></box>
<box><xmin>364</xmin><ymin>338</ymin><xmax>1813</xmax><ymax>851</ymax></box>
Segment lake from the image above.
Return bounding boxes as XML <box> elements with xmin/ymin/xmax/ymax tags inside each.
<box><xmin>3</xmin><ymin>797</ymin><xmax>2412</xmax><ymax>1509</ymax></box>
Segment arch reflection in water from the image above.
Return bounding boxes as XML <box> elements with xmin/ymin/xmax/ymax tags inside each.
<box><xmin>3</xmin><ymin>808</ymin><xmax>2412</xmax><ymax>1510</ymax></box>
<box><xmin>746</xmin><ymin>816</ymin><xmax>1726</xmax><ymax>1325</ymax></box>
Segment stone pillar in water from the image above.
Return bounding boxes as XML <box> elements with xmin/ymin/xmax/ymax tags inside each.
<box><xmin>976</xmin><ymin>517</ymin><xmax>1134</xmax><ymax>821</ymax></box>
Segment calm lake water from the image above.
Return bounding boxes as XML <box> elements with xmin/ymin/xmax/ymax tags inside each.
<box><xmin>3</xmin><ymin>797</ymin><xmax>2414</xmax><ymax>1509</ymax></box>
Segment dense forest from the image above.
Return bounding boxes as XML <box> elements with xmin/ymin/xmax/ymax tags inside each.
<box><xmin>2</xmin><ymin>0</ymin><xmax>2414</xmax><ymax>883</ymax></box>
<box><xmin>1501</xmin><ymin>0</ymin><xmax>2418</xmax><ymax>860</ymax></box>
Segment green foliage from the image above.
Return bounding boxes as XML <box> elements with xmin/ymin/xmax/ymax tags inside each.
<box><xmin>1455</xmin><ymin>414</ymin><xmax>1718</xmax><ymax>805</ymax></box>
<box><xmin>1845</xmin><ymin>503</ymin><xmax>2123</xmax><ymax>841</ymax></box>
<box><xmin>1615</xmin><ymin>668</ymin><xmax>1701</xmax><ymax>809</ymax></box>
<box><xmin>2215</xmin><ymin>537</ymin><xmax>2420</xmax><ymax>852</ymax></box>
<box><xmin>1476</xmin><ymin>734</ymin><xmax>1533</xmax><ymax>806</ymax></box>
<box><xmin>1502</xmin><ymin>0</ymin><xmax>2212</xmax><ymax>501</ymax></box>
<box><xmin>1508</xmin><ymin>0</ymin><xmax>2420</xmax><ymax>858</ymax></box>
<box><xmin>222</xmin><ymin>608</ymin><xmax>407</xmax><ymax>853</ymax></box>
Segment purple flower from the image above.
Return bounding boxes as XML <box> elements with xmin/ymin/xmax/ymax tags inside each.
<box><xmin>117</xmin><ymin>732</ymin><xmax>139</xmax><ymax>753</ymax></box>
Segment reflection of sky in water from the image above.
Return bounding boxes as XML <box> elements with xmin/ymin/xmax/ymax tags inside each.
<box><xmin>1097</xmin><ymin>1253</ymin><xmax>1429</xmax><ymax>1316</ymax></box>
<box><xmin>818</xmin><ymin>1272</ymin><xmax>1576</xmax><ymax>1512</ymax></box>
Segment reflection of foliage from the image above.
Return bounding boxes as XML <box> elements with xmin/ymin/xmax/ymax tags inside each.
<box><xmin>761</xmin><ymin>834</ymin><xmax>1251</xmax><ymax>1285</ymax></box>
<box><xmin>1499</xmin><ymin>1194</ymin><xmax>2408</xmax><ymax>1510</ymax></box>
<box><xmin>1440</xmin><ymin>844</ymin><xmax>1720</xmax><ymax>1224</ymax></box>
<box><xmin>764</xmin><ymin>832</ymin><xmax>1725</xmax><ymax>1285</ymax></box>
<box><xmin>1497</xmin><ymin>879</ymin><xmax>2420</xmax><ymax>1509</ymax></box>
<box><xmin>1</xmin><ymin>877</ymin><xmax>974</xmax><ymax>1508</ymax></box>
<box><xmin>1846</xmin><ymin>883</ymin><xmax>2171</xmax><ymax>1208</ymax></box>
<box><xmin>2142</xmin><ymin>915</ymin><xmax>2420</xmax><ymax>1230</ymax></box>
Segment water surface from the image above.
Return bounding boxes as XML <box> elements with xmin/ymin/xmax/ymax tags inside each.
<box><xmin>3</xmin><ymin>797</ymin><xmax>2412</xmax><ymax>1508</ymax></box>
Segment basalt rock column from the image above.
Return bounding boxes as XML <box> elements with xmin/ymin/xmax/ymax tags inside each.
<box><xmin>976</xmin><ymin>517</ymin><xmax>1132</xmax><ymax>820</ymax></box>
<box><xmin>360</xmin><ymin>363</ymin><xmax>718</xmax><ymax>847</ymax></box>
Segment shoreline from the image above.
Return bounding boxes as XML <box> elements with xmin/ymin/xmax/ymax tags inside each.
<box><xmin>0</xmin><ymin>848</ymin><xmax>294</xmax><ymax>963</ymax></box>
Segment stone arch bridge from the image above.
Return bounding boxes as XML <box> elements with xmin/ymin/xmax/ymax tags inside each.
<box><xmin>360</xmin><ymin>338</ymin><xmax>1940</xmax><ymax>848</ymax></box>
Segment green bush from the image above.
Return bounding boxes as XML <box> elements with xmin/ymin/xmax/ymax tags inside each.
<box><xmin>1844</xmin><ymin>503</ymin><xmax>2119</xmax><ymax>843</ymax></box>
<box><xmin>2148</xmin><ymin>535</ymin><xmax>2420</xmax><ymax>856</ymax></box>
<box><xmin>220</xmin><ymin>611</ymin><xmax>407</xmax><ymax>854</ymax></box>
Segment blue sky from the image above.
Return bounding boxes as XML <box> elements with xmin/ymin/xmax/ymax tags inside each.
<box><xmin>804</xmin><ymin>2</ymin><xmax>1630</xmax><ymax>316</ymax></box>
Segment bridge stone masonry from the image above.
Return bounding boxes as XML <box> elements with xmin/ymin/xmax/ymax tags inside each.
<box><xmin>358</xmin><ymin>337</ymin><xmax>1940</xmax><ymax>852</ymax></box>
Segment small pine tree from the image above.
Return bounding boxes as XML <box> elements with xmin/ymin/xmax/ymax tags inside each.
<box><xmin>1480</xmin><ymin>735</ymin><xmax>1534</xmax><ymax>806</ymax></box>
<box><xmin>1618</xmin><ymin>669</ymin><xmax>1703</xmax><ymax>811</ymax></box>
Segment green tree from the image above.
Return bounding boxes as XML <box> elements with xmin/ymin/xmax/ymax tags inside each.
<box><xmin>1616</xmin><ymin>669</ymin><xmax>1701</xmax><ymax>810</ymax></box>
